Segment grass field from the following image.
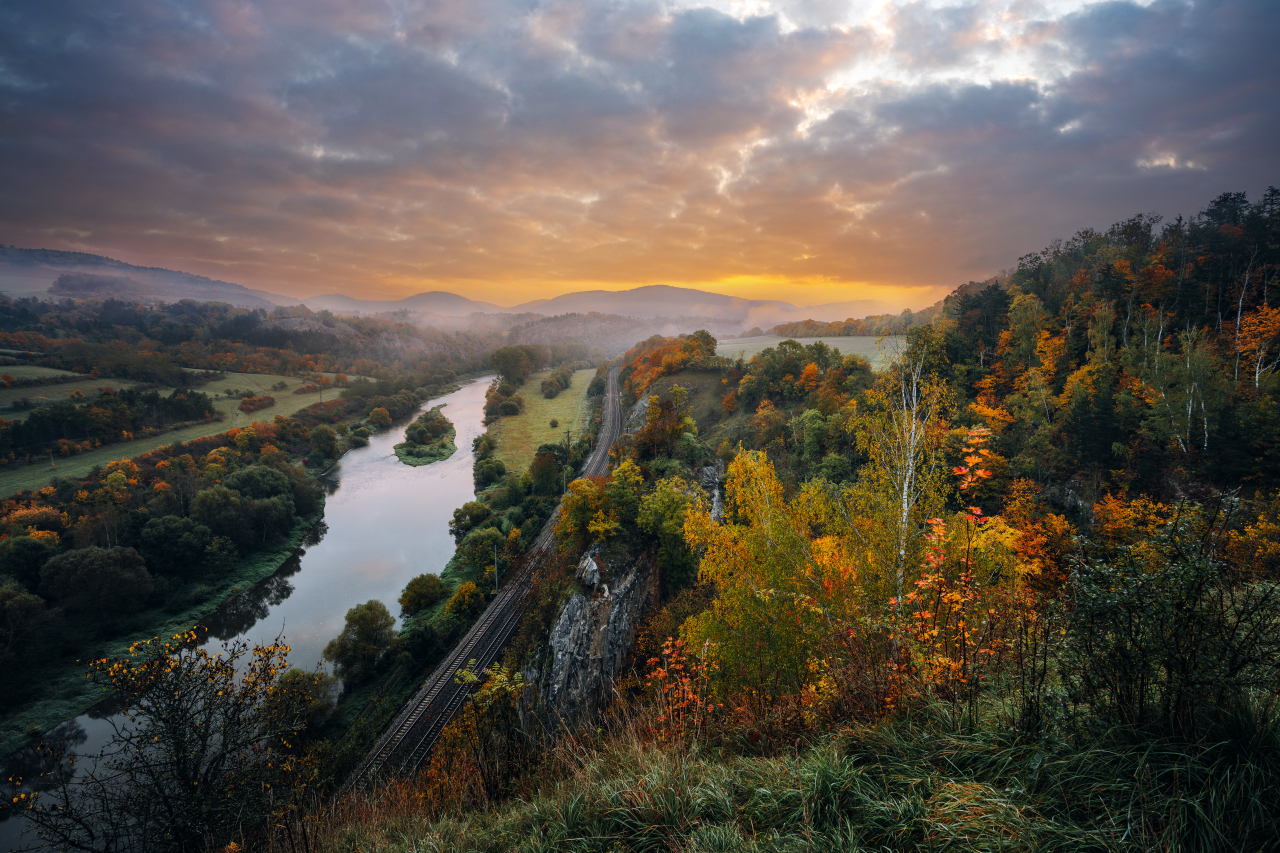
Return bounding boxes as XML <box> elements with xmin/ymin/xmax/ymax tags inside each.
<box><xmin>0</xmin><ymin>370</ymin><xmax>351</xmax><ymax>497</ymax></box>
<box><xmin>716</xmin><ymin>335</ymin><xmax>903</xmax><ymax>370</ymax></box>
<box><xmin>0</xmin><ymin>364</ymin><xmax>83</xmax><ymax>380</ymax></box>
<box><xmin>489</xmin><ymin>368</ymin><xmax>596</xmax><ymax>475</ymax></box>
<box><xmin>0</xmin><ymin>377</ymin><xmax>155</xmax><ymax>415</ymax></box>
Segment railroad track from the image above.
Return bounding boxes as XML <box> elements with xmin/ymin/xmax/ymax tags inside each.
<box><xmin>342</xmin><ymin>366</ymin><xmax>622</xmax><ymax>791</ymax></box>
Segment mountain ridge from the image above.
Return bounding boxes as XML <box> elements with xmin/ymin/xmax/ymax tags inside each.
<box><xmin>1</xmin><ymin>245</ymin><xmax>903</xmax><ymax>326</ymax></box>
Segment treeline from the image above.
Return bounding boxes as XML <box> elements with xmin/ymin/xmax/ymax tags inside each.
<box><xmin>0</xmin><ymin>387</ymin><xmax>219</xmax><ymax>463</ymax></box>
<box><xmin>0</xmin><ymin>295</ymin><xmax>500</xmax><ymax>381</ymax></box>
<box><xmin>540</xmin><ymin>363</ymin><xmax>575</xmax><ymax>398</ymax></box>
<box><xmin>0</xmin><ymin>412</ymin><xmax>338</xmax><ymax>709</ymax></box>
<box><xmin>768</xmin><ymin>302</ymin><xmax>943</xmax><ymax>337</ymax></box>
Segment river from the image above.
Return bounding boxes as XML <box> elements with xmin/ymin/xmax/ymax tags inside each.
<box><xmin>0</xmin><ymin>375</ymin><xmax>494</xmax><ymax>851</ymax></box>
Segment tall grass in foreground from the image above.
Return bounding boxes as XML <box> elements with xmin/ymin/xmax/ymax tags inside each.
<box><xmin>266</xmin><ymin>691</ymin><xmax>1280</xmax><ymax>853</ymax></box>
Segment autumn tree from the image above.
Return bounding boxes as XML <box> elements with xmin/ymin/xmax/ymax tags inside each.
<box><xmin>3</xmin><ymin>629</ymin><xmax>316</xmax><ymax>853</ymax></box>
<box><xmin>446</xmin><ymin>581</ymin><xmax>486</xmax><ymax>621</ymax></box>
<box><xmin>848</xmin><ymin>340</ymin><xmax>952</xmax><ymax>602</ymax></box>
<box><xmin>682</xmin><ymin>450</ymin><xmax>840</xmax><ymax>700</ymax></box>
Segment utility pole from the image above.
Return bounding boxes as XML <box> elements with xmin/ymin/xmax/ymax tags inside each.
<box><xmin>493</xmin><ymin>540</ymin><xmax>499</xmax><ymax>594</ymax></box>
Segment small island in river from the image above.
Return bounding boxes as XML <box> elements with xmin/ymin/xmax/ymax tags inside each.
<box><xmin>394</xmin><ymin>405</ymin><xmax>456</xmax><ymax>466</ymax></box>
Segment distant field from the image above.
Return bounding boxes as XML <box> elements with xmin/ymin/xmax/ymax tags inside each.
<box><xmin>489</xmin><ymin>368</ymin><xmax>596</xmax><ymax>475</ymax></box>
<box><xmin>0</xmin><ymin>364</ymin><xmax>82</xmax><ymax>380</ymax></box>
<box><xmin>0</xmin><ymin>370</ymin><xmax>352</xmax><ymax>496</ymax></box>
<box><xmin>0</xmin><ymin>378</ymin><xmax>153</xmax><ymax>417</ymax></box>
<box><xmin>716</xmin><ymin>335</ymin><xmax>903</xmax><ymax>370</ymax></box>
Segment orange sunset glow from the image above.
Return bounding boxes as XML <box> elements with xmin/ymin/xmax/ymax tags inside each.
<box><xmin>1</xmin><ymin>0</ymin><xmax>1276</xmax><ymax>310</ymax></box>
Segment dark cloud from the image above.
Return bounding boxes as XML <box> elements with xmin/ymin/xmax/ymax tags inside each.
<box><xmin>0</xmin><ymin>0</ymin><xmax>1275</xmax><ymax>306</ymax></box>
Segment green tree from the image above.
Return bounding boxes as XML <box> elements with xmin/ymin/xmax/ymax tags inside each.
<box><xmin>605</xmin><ymin>459</ymin><xmax>644</xmax><ymax>533</ymax></box>
<box><xmin>446</xmin><ymin>581</ymin><xmax>486</xmax><ymax>621</ymax></box>
<box><xmin>309</xmin><ymin>424</ymin><xmax>338</xmax><ymax>458</ymax></box>
<box><xmin>399</xmin><ymin>573</ymin><xmax>445</xmax><ymax>616</ymax></box>
<box><xmin>449</xmin><ymin>501</ymin><xmax>491</xmax><ymax>540</ymax></box>
<box><xmin>323</xmin><ymin>600</ymin><xmax>396</xmax><ymax>686</ymax></box>
<box><xmin>0</xmin><ymin>581</ymin><xmax>52</xmax><ymax>663</ymax></box>
<box><xmin>639</xmin><ymin>477</ymin><xmax>703</xmax><ymax>594</ymax></box>
<box><xmin>490</xmin><ymin>346</ymin><xmax>540</xmax><ymax>383</ymax></box>
<box><xmin>460</xmin><ymin>527</ymin><xmax>505</xmax><ymax>578</ymax></box>
<box><xmin>192</xmin><ymin>485</ymin><xmax>247</xmax><ymax>547</ymax></box>
<box><xmin>139</xmin><ymin>516</ymin><xmax>214</xmax><ymax>578</ymax></box>
<box><xmin>223</xmin><ymin>464</ymin><xmax>293</xmax><ymax>502</ymax></box>
<box><xmin>201</xmin><ymin>536</ymin><xmax>239</xmax><ymax>577</ymax></box>
<box><xmin>0</xmin><ymin>535</ymin><xmax>55</xmax><ymax>589</ymax></box>
<box><xmin>39</xmin><ymin>547</ymin><xmax>153</xmax><ymax>617</ymax></box>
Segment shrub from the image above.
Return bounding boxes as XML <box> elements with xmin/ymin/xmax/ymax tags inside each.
<box><xmin>550</xmin><ymin>418</ymin><xmax>559</xmax><ymax>428</ymax></box>
<box><xmin>399</xmin><ymin>573</ymin><xmax>445</xmax><ymax>616</ymax></box>
<box><xmin>238</xmin><ymin>395</ymin><xmax>275</xmax><ymax>413</ymax></box>
<box><xmin>1061</xmin><ymin>517</ymin><xmax>1280</xmax><ymax>741</ymax></box>
<box><xmin>445</xmin><ymin>581</ymin><xmax>485</xmax><ymax>621</ymax></box>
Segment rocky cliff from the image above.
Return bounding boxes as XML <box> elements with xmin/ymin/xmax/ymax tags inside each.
<box><xmin>531</xmin><ymin>544</ymin><xmax>659</xmax><ymax>727</ymax></box>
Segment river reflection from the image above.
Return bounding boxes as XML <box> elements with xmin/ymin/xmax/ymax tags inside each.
<box><xmin>0</xmin><ymin>376</ymin><xmax>493</xmax><ymax>851</ymax></box>
<box><xmin>204</xmin><ymin>553</ymin><xmax>303</xmax><ymax>641</ymax></box>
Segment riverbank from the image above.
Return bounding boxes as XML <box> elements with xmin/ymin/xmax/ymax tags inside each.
<box><xmin>0</xmin><ymin>507</ymin><xmax>324</xmax><ymax>758</ymax></box>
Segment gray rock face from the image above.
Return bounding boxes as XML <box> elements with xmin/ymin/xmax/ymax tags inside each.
<box><xmin>624</xmin><ymin>395</ymin><xmax>651</xmax><ymax>432</ymax></box>
<box><xmin>699</xmin><ymin>461</ymin><xmax>725</xmax><ymax>522</ymax></box>
<box><xmin>537</xmin><ymin>545</ymin><xmax>658</xmax><ymax>727</ymax></box>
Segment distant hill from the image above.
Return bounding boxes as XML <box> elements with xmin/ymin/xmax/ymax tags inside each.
<box><xmin>0</xmin><ymin>245</ymin><xmax>295</xmax><ymax>309</ymax></box>
<box><xmin>1</xmin><ymin>246</ymin><xmax>907</xmax><ymax>332</ymax></box>
<box><xmin>505</xmin><ymin>312</ymin><xmax>742</xmax><ymax>356</ymax></box>
<box><xmin>509</xmin><ymin>285</ymin><xmax>796</xmax><ymax>325</ymax></box>
<box><xmin>299</xmin><ymin>291</ymin><xmax>501</xmax><ymax>316</ymax></box>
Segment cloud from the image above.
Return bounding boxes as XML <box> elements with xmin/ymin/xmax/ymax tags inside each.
<box><xmin>0</xmin><ymin>0</ymin><xmax>1275</xmax><ymax>308</ymax></box>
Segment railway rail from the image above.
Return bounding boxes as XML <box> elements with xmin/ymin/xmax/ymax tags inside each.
<box><xmin>342</xmin><ymin>366</ymin><xmax>622</xmax><ymax>790</ymax></box>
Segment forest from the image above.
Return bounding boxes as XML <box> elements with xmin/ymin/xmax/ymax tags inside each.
<box><xmin>4</xmin><ymin>187</ymin><xmax>1280</xmax><ymax>852</ymax></box>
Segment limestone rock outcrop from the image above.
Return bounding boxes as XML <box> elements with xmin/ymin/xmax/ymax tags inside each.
<box><xmin>534</xmin><ymin>545</ymin><xmax>658</xmax><ymax>726</ymax></box>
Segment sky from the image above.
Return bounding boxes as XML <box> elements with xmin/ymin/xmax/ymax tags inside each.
<box><xmin>0</xmin><ymin>0</ymin><xmax>1277</xmax><ymax>310</ymax></box>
